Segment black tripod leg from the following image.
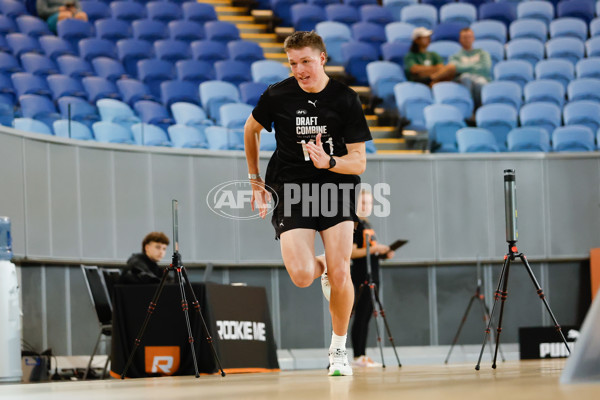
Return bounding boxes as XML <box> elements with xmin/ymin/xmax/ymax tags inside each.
<box><xmin>491</xmin><ymin>259</ymin><xmax>511</xmax><ymax>369</ymax></box>
<box><xmin>175</xmin><ymin>267</ymin><xmax>200</xmax><ymax>378</ymax></box>
<box><xmin>181</xmin><ymin>268</ymin><xmax>226</xmax><ymax>377</ymax></box>
<box><xmin>445</xmin><ymin>295</ymin><xmax>476</xmax><ymax>364</ymax></box>
<box><xmin>120</xmin><ymin>267</ymin><xmax>171</xmax><ymax>379</ymax></box>
<box><xmin>478</xmin><ymin>297</ymin><xmax>506</xmax><ymax>362</ymax></box>
<box><xmin>372</xmin><ymin>284</ymin><xmax>402</xmax><ymax>367</ymax></box>
<box><xmin>476</xmin><ymin>254</ymin><xmax>509</xmax><ymax>370</ymax></box>
<box><xmin>519</xmin><ymin>254</ymin><xmax>571</xmax><ymax>354</ymax></box>
<box><xmin>367</xmin><ymin>282</ymin><xmax>386</xmax><ymax>368</ymax></box>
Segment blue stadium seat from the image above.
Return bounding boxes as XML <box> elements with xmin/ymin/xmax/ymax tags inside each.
<box><xmin>385</xmin><ymin>21</ymin><xmax>417</xmax><ymax>42</ymax></box>
<box><xmin>382</xmin><ymin>0</ymin><xmax>418</xmax><ymax>22</ymax></box>
<box><xmin>182</xmin><ymin>2</ymin><xmax>217</xmax><ymax>24</ymax></box>
<box><xmin>473</xmin><ymin>39</ymin><xmax>504</xmax><ymax>66</ymax></box>
<box><xmin>0</xmin><ymin>14</ymin><xmax>16</xmax><ymax>35</ymax></box>
<box><xmin>271</xmin><ymin>0</ymin><xmax>305</xmax><ymax>27</ymax></box>
<box><xmin>423</xmin><ymin>0</ymin><xmax>454</xmax><ymax>8</ymax></box>
<box><xmin>509</xmin><ymin>19</ymin><xmax>547</xmax><ymax>43</ymax></box>
<box><xmin>535</xmin><ymin>58</ymin><xmax>575</xmax><ymax>89</ymax></box>
<box><xmin>519</xmin><ymin>101</ymin><xmax>562</xmax><ymax>134</ymax></box>
<box><xmin>78</xmin><ymin>38</ymin><xmax>117</xmax><ymax>62</ymax></box>
<box><xmin>326</xmin><ymin>4</ymin><xmax>360</xmax><ymax>26</ymax></box>
<box><xmin>56</xmin><ymin>55</ymin><xmax>94</xmax><ymax>80</ymax></box>
<box><xmin>0</xmin><ymin>73</ymin><xmax>16</xmax><ymax>107</ymax></box>
<box><xmin>154</xmin><ymin>39</ymin><xmax>190</xmax><ymax>63</ymax></box>
<box><xmin>431</xmin><ymin>22</ymin><xmax>464</xmax><ymax>42</ymax></box>
<box><xmin>341</xmin><ymin>41</ymin><xmax>378</xmax><ymax>85</ymax></box>
<box><xmin>204</xmin><ymin>126</ymin><xmax>230</xmax><ymax>150</ymax></box>
<box><xmin>160</xmin><ymin>80</ymin><xmax>200</xmax><ymax>108</ymax></box>
<box><xmin>19</xmin><ymin>94</ymin><xmax>61</xmax><ymax>128</ymax></box>
<box><xmin>92</xmin><ymin>57</ymin><xmax>128</xmax><ymax>82</ymax></box>
<box><xmin>316</xmin><ymin>21</ymin><xmax>352</xmax><ymax>65</ymax></box>
<box><xmin>82</xmin><ymin>76</ymin><xmax>121</xmax><ymax>102</ymax></box>
<box><xmin>432</xmin><ymin>81</ymin><xmax>474</xmax><ymax>120</ymax></box>
<box><xmin>506</xmin><ymin>38</ymin><xmax>545</xmax><ymax>67</ymax></box>
<box><xmin>116</xmin><ymin>39</ymin><xmax>152</xmax><ymax>78</ymax></box>
<box><xmin>170</xmin><ymin>102</ymin><xmax>213</xmax><ymax>130</ymax></box>
<box><xmin>80</xmin><ymin>1</ymin><xmax>111</xmax><ymax>24</ymax></box>
<box><xmin>424</xmin><ymin>104</ymin><xmax>465</xmax><ymax>152</ymax></box>
<box><xmin>92</xmin><ymin>121</ymin><xmax>134</xmax><ymax>144</ymax></box>
<box><xmin>95</xmin><ymin>18</ymin><xmax>130</xmax><ymax>44</ymax></box>
<box><xmin>133</xmin><ymin>100</ymin><xmax>175</xmax><ymax>131</ymax></box>
<box><xmin>360</xmin><ymin>5</ymin><xmax>394</xmax><ymax>26</ymax></box>
<box><xmin>546</xmin><ymin>37</ymin><xmax>585</xmax><ymax>65</ymax></box>
<box><xmin>475</xmin><ymin>103</ymin><xmax>517</xmax><ymax>150</ymax></box>
<box><xmin>11</xmin><ymin>72</ymin><xmax>51</xmax><ymax>98</ymax></box>
<box><xmin>470</xmin><ymin>19</ymin><xmax>507</xmax><ymax>43</ymax></box>
<box><xmin>575</xmin><ymin>57</ymin><xmax>600</xmax><ymax>79</ymax></box>
<box><xmin>481</xmin><ymin>80</ymin><xmax>522</xmax><ymax>109</ymax></box>
<box><xmin>168</xmin><ymin>20</ymin><xmax>204</xmax><ymax>44</ymax></box>
<box><xmin>351</xmin><ymin>22</ymin><xmax>386</xmax><ymax>57</ymax></box>
<box><xmin>549</xmin><ymin>17</ymin><xmax>588</xmax><ymax>41</ymax></box>
<box><xmin>291</xmin><ymin>4</ymin><xmax>326</xmax><ymax>32</ymax></box>
<box><xmin>57</xmin><ymin>96</ymin><xmax>100</xmax><ymax>128</ymax></box>
<box><xmin>251</xmin><ymin>60</ymin><xmax>289</xmax><ymax>85</ymax></box>
<box><xmin>13</xmin><ymin>117</ymin><xmax>52</xmax><ymax>135</ymax></box>
<box><xmin>524</xmin><ymin>79</ymin><xmax>565</xmax><ymax>107</ymax></box>
<box><xmin>366</xmin><ymin>61</ymin><xmax>406</xmax><ymax>109</ymax></box>
<box><xmin>191</xmin><ymin>40</ymin><xmax>229</xmax><ymax>63</ymax></box>
<box><xmin>552</xmin><ymin>125</ymin><xmax>595</xmax><ymax>151</ymax></box>
<box><xmin>585</xmin><ymin>36</ymin><xmax>600</xmax><ymax>57</ymax></box>
<box><xmin>168</xmin><ymin>124</ymin><xmax>208</xmax><ymax>149</ymax></box>
<box><xmin>0</xmin><ymin>35</ymin><xmax>10</xmax><ymax>52</ymax></box>
<box><xmin>0</xmin><ymin>53</ymin><xmax>20</xmax><ymax>74</ymax></box>
<box><xmin>456</xmin><ymin>127</ymin><xmax>500</xmax><ymax>152</ymax></box>
<box><xmin>401</xmin><ymin>4</ymin><xmax>438</xmax><ymax>30</ymax></box>
<box><xmin>47</xmin><ymin>74</ymin><xmax>87</xmax><ymax>100</ymax></box>
<box><xmin>309</xmin><ymin>0</ymin><xmax>339</xmax><ymax>7</ymax></box>
<box><xmin>39</xmin><ymin>36</ymin><xmax>75</xmax><ymax>61</ymax></box>
<box><xmin>132</xmin><ymin>19</ymin><xmax>168</xmax><ymax>43</ymax></box>
<box><xmin>96</xmin><ymin>98</ymin><xmax>140</xmax><ymax>129</ymax></box>
<box><xmin>563</xmin><ymin>100</ymin><xmax>600</xmax><ymax>132</ymax></box>
<box><xmin>428</xmin><ymin>40</ymin><xmax>462</xmax><ymax>63</ymax></box>
<box><xmin>130</xmin><ymin>123</ymin><xmax>173</xmax><ymax>147</ymax></box>
<box><xmin>146</xmin><ymin>1</ymin><xmax>182</xmax><ymax>23</ymax></box>
<box><xmin>517</xmin><ymin>1</ymin><xmax>554</xmax><ymax>26</ymax></box>
<box><xmin>591</xmin><ymin>18</ymin><xmax>600</xmax><ymax>37</ymax></box>
<box><xmin>228</xmin><ymin>40</ymin><xmax>265</xmax><ymax>65</ymax></box>
<box><xmin>204</xmin><ymin>21</ymin><xmax>240</xmax><ymax>43</ymax></box>
<box><xmin>220</xmin><ymin>102</ymin><xmax>254</xmax><ymax>150</ymax></box>
<box><xmin>53</xmin><ymin>119</ymin><xmax>94</xmax><ymax>140</ymax></box>
<box><xmin>0</xmin><ymin>0</ymin><xmax>27</xmax><ymax>19</ymax></box>
<box><xmin>110</xmin><ymin>1</ymin><xmax>146</xmax><ymax>23</ymax></box>
<box><xmin>240</xmin><ymin>81</ymin><xmax>268</xmax><ymax>106</ymax></box>
<box><xmin>214</xmin><ymin>60</ymin><xmax>252</xmax><ymax>87</ymax></box>
<box><xmin>344</xmin><ymin>0</ymin><xmax>378</xmax><ymax>8</ymax></box>
<box><xmin>557</xmin><ymin>0</ymin><xmax>595</xmax><ymax>24</ymax></box>
<box><xmin>20</xmin><ymin>53</ymin><xmax>58</xmax><ymax>77</ymax></box>
<box><xmin>494</xmin><ymin>60</ymin><xmax>534</xmax><ymax>88</ymax></box>
<box><xmin>260</xmin><ymin>129</ymin><xmax>277</xmax><ymax>151</ymax></box>
<box><xmin>199</xmin><ymin>80</ymin><xmax>240</xmax><ymax>122</ymax></box>
<box><xmin>506</xmin><ymin>127</ymin><xmax>551</xmax><ymax>152</ymax></box>
<box><xmin>137</xmin><ymin>59</ymin><xmax>175</xmax><ymax>98</ymax></box>
<box><xmin>15</xmin><ymin>15</ymin><xmax>51</xmax><ymax>38</ymax></box>
<box><xmin>478</xmin><ymin>3</ymin><xmax>517</xmax><ymax>28</ymax></box>
<box><xmin>381</xmin><ymin>41</ymin><xmax>411</xmax><ymax>66</ymax></box>
<box><xmin>394</xmin><ymin>81</ymin><xmax>433</xmax><ymax>130</ymax></box>
<box><xmin>176</xmin><ymin>59</ymin><xmax>214</xmax><ymax>87</ymax></box>
<box><xmin>567</xmin><ymin>78</ymin><xmax>600</xmax><ymax>102</ymax></box>
<box><xmin>440</xmin><ymin>3</ymin><xmax>477</xmax><ymax>27</ymax></box>
<box><xmin>116</xmin><ymin>78</ymin><xmax>156</xmax><ymax>106</ymax></box>
<box><xmin>57</xmin><ymin>19</ymin><xmax>94</xmax><ymax>53</ymax></box>
<box><xmin>6</xmin><ymin>33</ymin><xmax>42</xmax><ymax>57</ymax></box>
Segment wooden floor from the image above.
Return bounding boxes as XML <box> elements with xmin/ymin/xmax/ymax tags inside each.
<box><xmin>1</xmin><ymin>360</ymin><xmax>598</xmax><ymax>400</ymax></box>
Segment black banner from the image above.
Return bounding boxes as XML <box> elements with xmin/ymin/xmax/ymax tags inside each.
<box><xmin>519</xmin><ymin>326</ymin><xmax>579</xmax><ymax>359</ymax></box>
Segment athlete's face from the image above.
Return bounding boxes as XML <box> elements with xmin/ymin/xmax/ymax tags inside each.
<box><xmin>287</xmin><ymin>46</ymin><xmax>327</xmax><ymax>93</ymax></box>
<box><xmin>144</xmin><ymin>241</ymin><xmax>167</xmax><ymax>262</ymax></box>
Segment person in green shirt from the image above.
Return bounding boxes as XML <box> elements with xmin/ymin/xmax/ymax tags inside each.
<box><xmin>404</xmin><ymin>27</ymin><xmax>456</xmax><ymax>86</ymax></box>
<box><xmin>448</xmin><ymin>27</ymin><xmax>492</xmax><ymax>109</ymax></box>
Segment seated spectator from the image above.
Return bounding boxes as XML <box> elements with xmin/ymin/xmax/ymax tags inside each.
<box><xmin>449</xmin><ymin>27</ymin><xmax>491</xmax><ymax>109</ymax></box>
<box><xmin>404</xmin><ymin>27</ymin><xmax>456</xmax><ymax>86</ymax></box>
<box><xmin>36</xmin><ymin>0</ymin><xmax>88</xmax><ymax>33</ymax></box>
<box><xmin>119</xmin><ymin>231</ymin><xmax>170</xmax><ymax>284</ymax></box>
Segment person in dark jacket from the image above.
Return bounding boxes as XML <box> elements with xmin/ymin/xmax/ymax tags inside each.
<box><xmin>119</xmin><ymin>232</ymin><xmax>170</xmax><ymax>284</ymax></box>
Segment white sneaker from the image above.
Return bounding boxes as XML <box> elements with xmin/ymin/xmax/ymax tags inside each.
<box><xmin>352</xmin><ymin>355</ymin><xmax>383</xmax><ymax>368</ymax></box>
<box><xmin>317</xmin><ymin>254</ymin><xmax>330</xmax><ymax>301</ymax></box>
<box><xmin>328</xmin><ymin>348</ymin><xmax>353</xmax><ymax>376</ymax></box>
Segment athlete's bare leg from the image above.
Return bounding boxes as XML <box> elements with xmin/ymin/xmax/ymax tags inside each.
<box><xmin>280</xmin><ymin>228</ymin><xmax>323</xmax><ymax>288</ymax></box>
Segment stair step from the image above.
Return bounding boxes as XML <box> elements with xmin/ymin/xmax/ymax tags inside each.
<box><xmin>370</xmin><ymin>127</ymin><xmax>400</xmax><ymax>139</ymax></box>
<box><xmin>218</xmin><ymin>15</ymin><xmax>254</xmax><ymax>22</ymax></box>
<box><xmin>365</xmin><ymin>115</ymin><xmax>378</xmax><ymax>127</ymax></box>
<box><xmin>374</xmin><ymin>138</ymin><xmax>408</xmax><ymax>151</ymax></box>
<box><xmin>199</xmin><ymin>0</ymin><xmax>231</xmax><ymax>5</ymax></box>
<box><xmin>259</xmin><ymin>42</ymin><xmax>284</xmax><ymax>53</ymax></box>
<box><xmin>265</xmin><ymin>53</ymin><xmax>288</xmax><ymax>62</ymax></box>
<box><xmin>241</xmin><ymin>33</ymin><xmax>278</xmax><ymax>43</ymax></box>
<box><xmin>236</xmin><ymin>23</ymin><xmax>268</xmax><ymax>34</ymax></box>
<box><xmin>215</xmin><ymin>6</ymin><xmax>248</xmax><ymax>16</ymax></box>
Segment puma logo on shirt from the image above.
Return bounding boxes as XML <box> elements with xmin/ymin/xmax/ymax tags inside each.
<box><xmin>308</xmin><ymin>100</ymin><xmax>317</xmax><ymax>107</ymax></box>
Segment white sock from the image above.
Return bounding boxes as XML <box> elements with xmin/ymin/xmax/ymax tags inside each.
<box><xmin>330</xmin><ymin>332</ymin><xmax>347</xmax><ymax>351</ymax></box>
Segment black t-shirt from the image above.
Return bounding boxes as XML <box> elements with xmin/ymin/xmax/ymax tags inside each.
<box><xmin>252</xmin><ymin>77</ymin><xmax>372</xmax><ymax>187</ymax></box>
<box><xmin>352</xmin><ymin>219</ymin><xmax>379</xmax><ymax>273</ymax></box>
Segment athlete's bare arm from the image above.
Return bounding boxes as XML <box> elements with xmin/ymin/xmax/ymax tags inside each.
<box><xmin>244</xmin><ymin>114</ymin><xmax>271</xmax><ymax>218</ymax></box>
<box><xmin>305</xmin><ymin>133</ymin><xmax>366</xmax><ymax>175</ymax></box>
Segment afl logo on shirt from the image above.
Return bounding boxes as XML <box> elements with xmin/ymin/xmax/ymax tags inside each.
<box><xmin>296</xmin><ymin>109</ymin><xmax>307</xmax><ymax>115</ymax></box>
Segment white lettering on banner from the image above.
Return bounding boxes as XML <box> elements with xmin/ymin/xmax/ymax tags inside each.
<box><xmin>539</xmin><ymin>342</ymin><xmax>575</xmax><ymax>358</ymax></box>
<box><xmin>151</xmin><ymin>356</ymin><xmax>174</xmax><ymax>373</ymax></box>
<box><xmin>216</xmin><ymin>320</ymin><xmax>267</xmax><ymax>341</ymax></box>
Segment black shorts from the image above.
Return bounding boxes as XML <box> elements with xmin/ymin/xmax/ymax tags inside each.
<box><xmin>270</xmin><ymin>181</ymin><xmax>359</xmax><ymax>240</ymax></box>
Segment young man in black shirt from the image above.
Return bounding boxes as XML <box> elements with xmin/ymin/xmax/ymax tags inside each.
<box><xmin>119</xmin><ymin>232</ymin><xmax>169</xmax><ymax>284</ymax></box>
<box><xmin>244</xmin><ymin>31</ymin><xmax>372</xmax><ymax>376</ymax></box>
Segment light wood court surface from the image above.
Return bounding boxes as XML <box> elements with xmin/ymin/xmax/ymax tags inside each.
<box><xmin>1</xmin><ymin>360</ymin><xmax>598</xmax><ymax>400</ymax></box>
